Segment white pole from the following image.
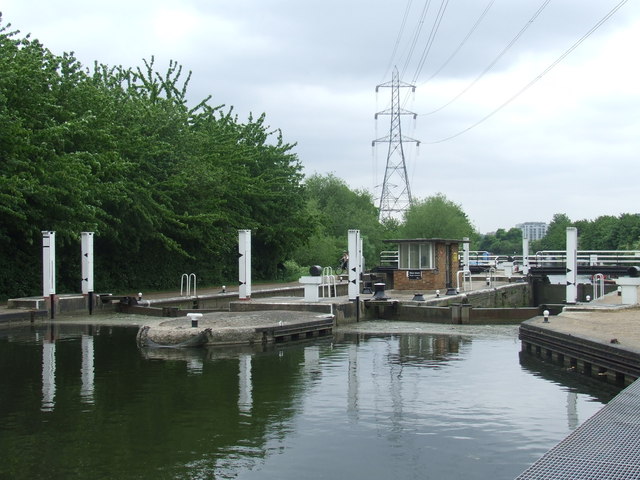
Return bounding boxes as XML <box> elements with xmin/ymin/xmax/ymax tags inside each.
<box><xmin>522</xmin><ymin>237</ymin><xmax>530</xmax><ymax>275</ymax></box>
<box><xmin>566</xmin><ymin>227</ymin><xmax>578</xmax><ymax>304</ymax></box>
<box><xmin>42</xmin><ymin>231</ymin><xmax>56</xmax><ymax>297</ymax></box>
<box><xmin>462</xmin><ymin>237</ymin><xmax>470</xmax><ymax>271</ymax></box>
<box><xmin>238</xmin><ymin>230</ymin><xmax>252</xmax><ymax>299</ymax></box>
<box><xmin>81</xmin><ymin>232</ymin><xmax>94</xmax><ymax>294</ymax></box>
<box><xmin>42</xmin><ymin>231</ymin><xmax>56</xmax><ymax>318</ymax></box>
<box><xmin>348</xmin><ymin>229</ymin><xmax>361</xmax><ymax>301</ymax></box>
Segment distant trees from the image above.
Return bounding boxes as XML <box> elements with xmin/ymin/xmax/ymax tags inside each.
<box><xmin>477</xmin><ymin>228</ymin><xmax>523</xmax><ymax>255</ymax></box>
<box><xmin>473</xmin><ymin>210</ymin><xmax>640</xmax><ymax>257</ymax></box>
<box><xmin>477</xmin><ymin>213</ymin><xmax>640</xmax><ymax>256</ymax></box>
<box><xmin>528</xmin><ymin>213</ymin><xmax>640</xmax><ymax>252</ymax></box>
<box><xmin>530</xmin><ymin>213</ymin><xmax>572</xmax><ymax>252</ymax></box>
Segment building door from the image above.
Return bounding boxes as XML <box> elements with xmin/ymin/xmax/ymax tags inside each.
<box><xmin>445</xmin><ymin>243</ymin><xmax>452</xmax><ymax>289</ymax></box>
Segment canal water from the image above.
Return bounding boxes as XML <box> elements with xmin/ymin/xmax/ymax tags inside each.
<box><xmin>0</xmin><ymin>317</ymin><xmax>621</xmax><ymax>480</ymax></box>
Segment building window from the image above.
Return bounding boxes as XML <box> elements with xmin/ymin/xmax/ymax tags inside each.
<box><xmin>399</xmin><ymin>242</ymin><xmax>434</xmax><ymax>269</ymax></box>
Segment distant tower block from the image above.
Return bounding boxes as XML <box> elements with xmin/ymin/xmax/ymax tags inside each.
<box><xmin>373</xmin><ymin>66</ymin><xmax>420</xmax><ymax>221</ymax></box>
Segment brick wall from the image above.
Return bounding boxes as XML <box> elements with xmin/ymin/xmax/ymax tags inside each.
<box><xmin>392</xmin><ymin>242</ymin><xmax>459</xmax><ymax>291</ymax></box>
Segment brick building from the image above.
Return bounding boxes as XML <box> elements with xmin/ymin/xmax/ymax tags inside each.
<box><xmin>378</xmin><ymin>238</ymin><xmax>464</xmax><ymax>291</ymax></box>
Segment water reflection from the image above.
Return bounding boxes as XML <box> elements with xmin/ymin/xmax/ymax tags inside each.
<box><xmin>41</xmin><ymin>326</ymin><xmax>56</xmax><ymax>412</ymax></box>
<box><xmin>0</xmin><ymin>321</ymin><xmax>622</xmax><ymax>480</ymax></box>
<box><xmin>80</xmin><ymin>332</ymin><xmax>95</xmax><ymax>404</ymax></box>
<box><xmin>238</xmin><ymin>353</ymin><xmax>253</xmax><ymax>414</ymax></box>
<box><xmin>38</xmin><ymin>323</ymin><xmax>97</xmax><ymax>411</ymax></box>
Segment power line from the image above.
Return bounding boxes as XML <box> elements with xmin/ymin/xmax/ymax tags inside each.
<box><xmin>410</xmin><ymin>0</ymin><xmax>450</xmax><ymax>85</ymax></box>
<box><xmin>423</xmin><ymin>0</ymin><xmax>631</xmax><ymax>144</ymax></box>
<box><xmin>400</xmin><ymin>0</ymin><xmax>432</xmax><ymax>80</ymax></box>
<box><xmin>382</xmin><ymin>0</ymin><xmax>414</xmax><ymax>84</ymax></box>
<box><xmin>422</xmin><ymin>0</ymin><xmax>495</xmax><ymax>84</ymax></box>
<box><xmin>421</xmin><ymin>0</ymin><xmax>552</xmax><ymax>116</ymax></box>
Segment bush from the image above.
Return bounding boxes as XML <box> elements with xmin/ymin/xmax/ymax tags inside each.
<box><xmin>280</xmin><ymin>260</ymin><xmax>310</xmax><ymax>282</ymax></box>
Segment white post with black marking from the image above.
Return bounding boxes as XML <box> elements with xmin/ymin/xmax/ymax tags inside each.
<box><xmin>348</xmin><ymin>229</ymin><xmax>360</xmax><ymax>301</ymax></box>
<box><xmin>566</xmin><ymin>227</ymin><xmax>578</xmax><ymax>304</ymax></box>
<box><xmin>81</xmin><ymin>232</ymin><xmax>94</xmax><ymax>313</ymax></box>
<box><xmin>238</xmin><ymin>229</ymin><xmax>252</xmax><ymax>300</ymax></box>
<box><xmin>42</xmin><ymin>231</ymin><xmax>56</xmax><ymax>318</ymax></box>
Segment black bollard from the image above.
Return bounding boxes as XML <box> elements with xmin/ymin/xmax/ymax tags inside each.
<box><xmin>372</xmin><ymin>283</ymin><xmax>388</xmax><ymax>300</ymax></box>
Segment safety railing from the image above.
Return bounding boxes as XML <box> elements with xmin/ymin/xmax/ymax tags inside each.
<box><xmin>180</xmin><ymin>273</ymin><xmax>197</xmax><ymax>297</ymax></box>
<box><xmin>468</xmin><ymin>250</ymin><xmax>640</xmax><ymax>271</ymax></box>
<box><xmin>456</xmin><ymin>270</ymin><xmax>472</xmax><ymax>292</ymax></box>
<box><xmin>531</xmin><ymin>250</ymin><xmax>640</xmax><ymax>268</ymax></box>
<box><xmin>321</xmin><ymin>267</ymin><xmax>337</xmax><ymax>298</ymax></box>
<box><xmin>379</xmin><ymin>250</ymin><xmax>399</xmax><ymax>268</ymax></box>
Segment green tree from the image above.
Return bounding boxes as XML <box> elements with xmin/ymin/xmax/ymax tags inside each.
<box><xmin>291</xmin><ymin>174</ymin><xmax>384</xmax><ymax>269</ymax></box>
<box><xmin>478</xmin><ymin>227</ymin><xmax>523</xmax><ymax>255</ymax></box>
<box><xmin>400</xmin><ymin>193</ymin><xmax>477</xmax><ymax>241</ymax></box>
<box><xmin>612</xmin><ymin>214</ymin><xmax>640</xmax><ymax>250</ymax></box>
<box><xmin>0</xmin><ymin>17</ymin><xmax>313</xmax><ymax>297</ymax></box>
<box><xmin>531</xmin><ymin>213</ymin><xmax>572</xmax><ymax>252</ymax></box>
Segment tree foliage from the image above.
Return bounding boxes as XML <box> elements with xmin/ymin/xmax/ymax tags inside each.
<box><xmin>0</xmin><ymin>18</ymin><xmax>311</xmax><ymax>298</ymax></box>
<box><xmin>528</xmin><ymin>213</ymin><xmax>640</xmax><ymax>253</ymax></box>
<box><xmin>400</xmin><ymin>193</ymin><xmax>477</xmax><ymax>241</ymax></box>
<box><xmin>477</xmin><ymin>228</ymin><xmax>523</xmax><ymax>255</ymax></box>
<box><xmin>291</xmin><ymin>174</ymin><xmax>387</xmax><ymax>270</ymax></box>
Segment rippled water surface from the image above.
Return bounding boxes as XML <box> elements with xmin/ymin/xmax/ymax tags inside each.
<box><xmin>0</xmin><ymin>318</ymin><xmax>621</xmax><ymax>480</ymax></box>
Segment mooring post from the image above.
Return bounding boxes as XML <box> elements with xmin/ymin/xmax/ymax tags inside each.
<box><xmin>238</xmin><ymin>229</ymin><xmax>252</xmax><ymax>300</ymax></box>
<box><xmin>81</xmin><ymin>232</ymin><xmax>94</xmax><ymax>314</ymax></box>
<box><xmin>566</xmin><ymin>227</ymin><xmax>578</xmax><ymax>304</ymax></box>
<box><xmin>42</xmin><ymin>231</ymin><xmax>56</xmax><ymax>319</ymax></box>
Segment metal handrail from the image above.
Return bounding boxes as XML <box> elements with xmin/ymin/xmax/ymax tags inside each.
<box><xmin>467</xmin><ymin>250</ymin><xmax>640</xmax><ymax>269</ymax></box>
<box><xmin>456</xmin><ymin>269</ymin><xmax>472</xmax><ymax>292</ymax></box>
<box><xmin>321</xmin><ymin>267</ymin><xmax>337</xmax><ymax>298</ymax></box>
<box><xmin>379</xmin><ymin>250</ymin><xmax>399</xmax><ymax>267</ymax></box>
<box><xmin>180</xmin><ymin>273</ymin><xmax>197</xmax><ymax>297</ymax></box>
<box><xmin>531</xmin><ymin>250</ymin><xmax>640</xmax><ymax>267</ymax></box>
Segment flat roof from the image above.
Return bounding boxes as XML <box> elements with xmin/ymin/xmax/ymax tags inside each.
<box><xmin>383</xmin><ymin>238</ymin><xmax>467</xmax><ymax>244</ymax></box>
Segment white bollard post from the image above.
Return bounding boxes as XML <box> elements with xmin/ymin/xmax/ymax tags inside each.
<box><xmin>348</xmin><ymin>230</ymin><xmax>361</xmax><ymax>301</ymax></box>
<box><xmin>81</xmin><ymin>232</ymin><xmax>94</xmax><ymax>313</ymax></box>
<box><xmin>238</xmin><ymin>230</ymin><xmax>252</xmax><ymax>300</ymax></box>
<box><xmin>566</xmin><ymin>227</ymin><xmax>578</xmax><ymax>304</ymax></box>
<box><xmin>42</xmin><ymin>231</ymin><xmax>56</xmax><ymax>318</ymax></box>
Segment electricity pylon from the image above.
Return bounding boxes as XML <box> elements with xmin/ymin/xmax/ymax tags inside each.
<box><xmin>372</xmin><ymin>66</ymin><xmax>420</xmax><ymax>222</ymax></box>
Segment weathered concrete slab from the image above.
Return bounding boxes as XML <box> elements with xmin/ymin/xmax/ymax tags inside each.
<box><xmin>136</xmin><ymin>310</ymin><xmax>335</xmax><ymax>347</ymax></box>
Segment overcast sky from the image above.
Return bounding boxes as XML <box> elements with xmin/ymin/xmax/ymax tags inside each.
<box><xmin>2</xmin><ymin>0</ymin><xmax>639</xmax><ymax>233</ymax></box>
